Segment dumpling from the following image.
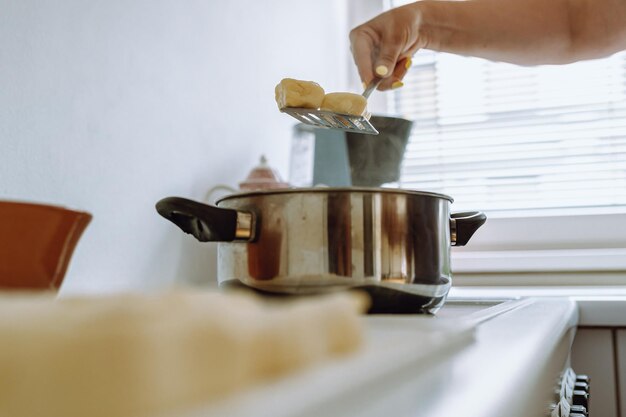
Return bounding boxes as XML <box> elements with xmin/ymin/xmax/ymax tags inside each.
<box><xmin>275</xmin><ymin>78</ymin><xmax>325</xmax><ymax>109</ymax></box>
<box><xmin>320</xmin><ymin>92</ymin><xmax>368</xmax><ymax>116</ymax></box>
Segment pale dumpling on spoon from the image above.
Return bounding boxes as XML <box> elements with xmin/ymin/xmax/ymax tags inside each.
<box><xmin>320</xmin><ymin>92</ymin><xmax>369</xmax><ymax>117</ymax></box>
<box><xmin>275</xmin><ymin>78</ymin><xmax>325</xmax><ymax>109</ymax></box>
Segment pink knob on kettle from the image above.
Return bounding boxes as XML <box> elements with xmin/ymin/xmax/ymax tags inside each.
<box><xmin>238</xmin><ymin>156</ymin><xmax>290</xmax><ymax>191</ymax></box>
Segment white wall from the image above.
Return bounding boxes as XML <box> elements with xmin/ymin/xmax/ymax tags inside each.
<box><xmin>0</xmin><ymin>0</ymin><xmax>349</xmax><ymax>292</ymax></box>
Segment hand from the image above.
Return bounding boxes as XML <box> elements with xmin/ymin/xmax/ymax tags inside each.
<box><xmin>349</xmin><ymin>3</ymin><xmax>426</xmax><ymax>91</ymax></box>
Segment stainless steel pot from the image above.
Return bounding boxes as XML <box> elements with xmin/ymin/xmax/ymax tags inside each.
<box><xmin>156</xmin><ymin>188</ymin><xmax>485</xmax><ymax>313</ymax></box>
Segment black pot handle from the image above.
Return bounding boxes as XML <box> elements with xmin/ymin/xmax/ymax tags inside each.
<box><xmin>451</xmin><ymin>211</ymin><xmax>486</xmax><ymax>246</ymax></box>
<box><xmin>155</xmin><ymin>197</ymin><xmax>255</xmax><ymax>242</ymax></box>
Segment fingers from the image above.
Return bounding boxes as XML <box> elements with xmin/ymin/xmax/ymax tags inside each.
<box><xmin>378</xmin><ymin>56</ymin><xmax>412</xmax><ymax>91</ymax></box>
<box><xmin>372</xmin><ymin>32</ymin><xmax>404</xmax><ymax>81</ymax></box>
<box><xmin>349</xmin><ymin>27</ymin><xmax>376</xmax><ymax>86</ymax></box>
<box><xmin>350</xmin><ymin>23</ymin><xmax>415</xmax><ymax>91</ymax></box>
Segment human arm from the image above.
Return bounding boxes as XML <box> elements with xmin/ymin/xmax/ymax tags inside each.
<box><xmin>350</xmin><ymin>0</ymin><xmax>626</xmax><ymax>90</ymax></box>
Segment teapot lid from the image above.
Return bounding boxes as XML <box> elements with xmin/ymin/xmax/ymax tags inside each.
<box><xmin>239</xmin><ymin>156</ymin><xmax>290</xmax><ymax>191</ymax></box>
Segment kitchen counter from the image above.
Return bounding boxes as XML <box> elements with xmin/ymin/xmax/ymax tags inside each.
<box><xmin>177</xmin><ymin>297</ymin><xmax>578</xmax><ymax>417</ymax></box>
<box><xmin>450</xmin><ymin>286</ymin><xmax>626</xmax><ymax>326</ymax></box>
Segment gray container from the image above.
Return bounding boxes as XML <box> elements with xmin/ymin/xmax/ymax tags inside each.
<box><xmin>301</xmin><ymin>115</ymin><xmax>413</xmax><ymax>187</ymax></box>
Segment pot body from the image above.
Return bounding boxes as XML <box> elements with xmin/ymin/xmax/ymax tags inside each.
<box><xmin>156</xmin><ymin>188</ymin><xmax>486</xmax><ymax>313</ymax></box>
<box><xmin>216</xmin><ymin>188</ymin><xmax>453</xmax><ymax>303</ymax></box>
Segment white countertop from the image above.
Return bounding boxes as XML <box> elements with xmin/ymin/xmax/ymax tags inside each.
<box><xmin>176</xmin><ymin>297</ymin><xmax>578</xmax><ymax>417</ymax></box>
<box><xmin>450</xmin><ymin>286</ymin><xmax>626</xmax><ymax>326</ymax></box>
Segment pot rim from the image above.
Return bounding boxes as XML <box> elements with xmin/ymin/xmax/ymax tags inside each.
<box><xmin>217</xmin><ymin>187</ymin><xmax>454</xmax><ymax>204</ymax></box>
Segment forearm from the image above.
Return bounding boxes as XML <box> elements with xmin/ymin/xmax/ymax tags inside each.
<box><xmin>415</xmin><ymin>0</ymin><xmax>626</xmax><ymax>65</ymax></box>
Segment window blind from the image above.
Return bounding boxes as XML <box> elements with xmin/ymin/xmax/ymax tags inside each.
<box><xmin>388</xmin><ymin>33</ymin><xmax>626</xmax><ymax>214</ymax></box>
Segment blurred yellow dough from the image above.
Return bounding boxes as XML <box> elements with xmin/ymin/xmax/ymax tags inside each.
<box><xmin>275</xmin><ymin>78</ymin><xmax>325</xmax><ymax>109</ymax></box>
<box><xmin>0</xmin><ymin>291</ymin><xmax>368</xmax><ymax>417</ymax></box>
<box><xmin>320</xmin><ymin>92</ymin><xmax>368</xmax><ymax>116</ymax></box>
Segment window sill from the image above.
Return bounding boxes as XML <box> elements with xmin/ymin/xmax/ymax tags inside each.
<box><xmin>448</xmin><ymin>286</ymin><xmax>626</xmax><ymax>326</ymax></box>
<box><xmin>452</xmin><ymin>271</ymin><xmax>626</xmax><ymax>286</ymax></box>
<box><xmin>452</xmin><ymin>248</ymin><xmax>626</xmax><ymax>273</ymax></box>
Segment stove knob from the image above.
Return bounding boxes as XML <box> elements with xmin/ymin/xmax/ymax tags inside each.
<box><xmin>573</xmin><ymin>390</ymin><xmax>589</xmax><ymax>409</ymax></box>
<box><xmin>570</xmin><ymin>404</ymin><xmax>588</xmax><ymax>416</ymax></box>
<box><xmin>574</xmin><ymin>381</ymin><xmax>589</xmax><ymax>393</ymax></box>
<box><xmin>576</xmin><ymin>374</ymin><xmax>590</xmax><ymax>384</ymax></box>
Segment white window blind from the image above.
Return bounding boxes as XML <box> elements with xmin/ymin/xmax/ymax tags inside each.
<box><xmin>390</xmin><ymin>40</ymin><xmax>626</xmax><ymax>215</ymax></box>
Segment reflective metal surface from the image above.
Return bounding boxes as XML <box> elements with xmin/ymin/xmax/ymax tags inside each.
<box><xmin>450</xmin><ymin>217</ymin><xmax>457</xmax><ymax>245</ymax></box>
<box><xmin>234</xmin><ymin>212</ymin><xmax>254</xmax><ymax>241</ymax></box>
<box><xmin>156</xmin><ymin>190</ymin><xmax>484</xmax><ymax>313</ymax></box>
<box><xmin>219</xmin><ymin>186</ymin><xmax>453</xmax><ymax>203</ymax></box>
<box><xmin>280</xmin><ymin>108</ymin><xmax>380</xmax><ymax>135</ymax></box>
<box><xmin>217</xmin><ymin>189</ymin><xmax>453</xmax><ymax>299</ymax></box>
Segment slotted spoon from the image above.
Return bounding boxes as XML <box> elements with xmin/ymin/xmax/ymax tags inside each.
<box><xmin>280</xmin><ymin>78</ymin><xmax>384</xmax><ymax>135</ymax></box>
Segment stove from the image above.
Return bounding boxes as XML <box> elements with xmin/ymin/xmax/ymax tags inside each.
<box><xmin>219</xmin><ymin>278</ymin><xmax>518</xmax><ymax>317</ymax></box>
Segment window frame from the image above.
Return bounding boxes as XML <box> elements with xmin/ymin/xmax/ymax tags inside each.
<box><xmin>452</xmin><ymin>213</ymin><xmax>626</xmax><ymax>273</ymax></box>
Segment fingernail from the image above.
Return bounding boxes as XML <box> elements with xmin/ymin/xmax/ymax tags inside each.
<box><xmin>405</xmin><ymin>58</ymin><xmax>412</xmax><ymax>70</ymax></box>
<box><xmin>391</xmin><ymin>81</ymin><xmax>404</xmax><ymax>90</ymax></box>
<box><xmin>362</xmin><ymin>81</ymin><xmax>367</xmax><ymax>90</ymax></box>
<box><xmin>375</xmin><ymin>65</ymin><xmax>389</xmax><ymax>77</ymax></box>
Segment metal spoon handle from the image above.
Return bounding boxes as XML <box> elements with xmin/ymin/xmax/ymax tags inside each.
<box><xmin>362</xmin><ymin>78</ymin><xmax>384</xmax><ymax>99</ymax></box>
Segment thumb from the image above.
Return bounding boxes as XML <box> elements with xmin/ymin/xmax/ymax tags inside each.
<box><xmin>374</xmin><ymin>36</ymin><xmax>403</xmax><ymax>78</ymax></box>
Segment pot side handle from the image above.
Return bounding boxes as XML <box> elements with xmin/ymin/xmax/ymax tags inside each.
<box><xmin>155</xmin><ymin>197</ymin><xmax>254</xmax><ymax>242</ymax></box>
<box><xmin>450</xmin><ymin>211</ymin><xmax>487</xmax><ymax>246</ymax></box>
